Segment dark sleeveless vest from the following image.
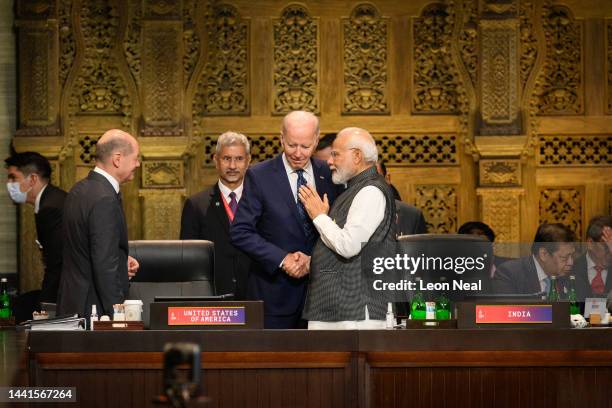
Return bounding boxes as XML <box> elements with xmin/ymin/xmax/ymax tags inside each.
<box><xmin>303</xmin><ymin>166</ymin><xmax>396</xmax><ymax>321</ymax></box>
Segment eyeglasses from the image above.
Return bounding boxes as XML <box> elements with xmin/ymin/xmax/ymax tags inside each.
<box><xmin>330</xmin><ymin>148</ymin><xmax>358</xmax><ymax>158</ymax></box>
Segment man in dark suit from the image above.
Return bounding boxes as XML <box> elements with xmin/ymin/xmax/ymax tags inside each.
<box><xmin>57</xmin><ymin>129</ymin><xmax>140</xmax><ymax>318</ymax></box>
<box><xmin>492</xmin><ymin>223</ymin><xmax>576</xmax><ymax>297</ymax></box>
<box><xmin>572</xmin><ymin>215</ymin><xmax>612</xmax><ymax>300</ymax></box>
<box><xmin>5</xmin><ymin>152</ymin><xmax>66</xmax><ymax>321</ymax></box>
<box><xmin>231</xmin><ymin>111</ymin><xmax>340</xmax><ymax>329</ymax></box>
<box><xmin>180</xmin><ymin>131</ymin><xmax>252</xmax><ymax>299</ymax></box>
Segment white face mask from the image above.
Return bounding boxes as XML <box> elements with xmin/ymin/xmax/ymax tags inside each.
<box><xmin>6</xmin><ymin>177</ymin><xmax>30</xmax><ymax>204</ymax></box>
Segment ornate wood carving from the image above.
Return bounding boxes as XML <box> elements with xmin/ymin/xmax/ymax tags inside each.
<box><xmin>535</xmin><ymin>6</ymin><xmax>583</xmax><ymax>115</ymax></box>
<box><xmin>479</xmin><ymin>160</ymin><xmax>521</xmax><ymax>186</ymax></box>
<box><xmin>59</xmin><ymin>0</ymin><xmax>76</xmax><ymax>89</ymax></box>
<box><xmin>77</xmin><ymin>134</ymin><xmax>98</xmax><ymax>165</ymax></box>
<box><xmin>415</xmin><ymin>185</ymin><xmax>457</xmax><ymax>233</ymax></box>
<box><xmin>141</xmin><ymin>22</ymin><xmax>184</xmax><ymax>135</ymax></box>
<box><xmin>376</xmin><ymin>134</ymin><xmax>457</xmax><ymax>166</ymax></box>
<box><xmin>342</xmin><ymin>3</ymin><xmax>388</xmax><ymax>114</ymax></box>
<box><xmin>195</xmin><ymin>3</ymin><xmax>249</xmax><ymax>116</ymax></box>
<box><xmin>69</xmin><ymin>0</ymin><xmax>132</xmax><ymax>120</ymax></box>
<box><xmin>539</xmin><ymin>188</ymin><xmax>583</xmax><ymax>237</ymax></box>
<box><xmin>142</xmin><ymin>161</ymin><xmax>184</xmax><ymax>188</ymax></box>
<box><xmin>607</xmin><ymin>20</ymin><xmax>612</xmax><ymax>114</ymax></box>
<box><xmin>183</xmin><ymin>0</ymin><xmax>200</xmax><ymax>83</ymax></box>
<box><xmin>124</xmin><ymin>0</ymin><xmax>142</xmax><ymax>88</ymax></box>
<box><xmin>139</xmin><ymin>189</ymin><xmax>185</xmax><ymax>240</ymax></box>
<box><xmin>272</xmin><ymin>4</ymin><xmax>318</xmax><ymax>114</ymax></box>
<box><xmin>538</xmin><ymin>135</ymin><xmax>611</xmax><ymax>166</ymax></box>
<box><xmin>458</xmin><ymin>0</ymin><xmax>478</xmax><ymax>89</ymax></box>
<box><xmin>477</xmin><ymin>188</ymin><xmax>523</xmax><ymax>243</ymax></box>
<box><xmin>519</xmin><ymin>0</ymin><xmax>538</xmax><ymax>92</ymax></box>
<box><xmin>412</xmin><ymin>3</ymin><xmax>459</xmax><ymax>114</ymax></box>
<box><xmin>479</xmin><ymin>19</ymin><xmax>521</xmax><ymax>135</ymax></box>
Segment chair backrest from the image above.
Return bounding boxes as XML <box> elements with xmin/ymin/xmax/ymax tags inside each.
<box><xmin>127</xmin><ymin>240</ymin><xmax>215</xmax><ymax>327</ymax></box>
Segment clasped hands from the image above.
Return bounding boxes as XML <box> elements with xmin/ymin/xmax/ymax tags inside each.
<box><xmin>282</xmin><ymin>251</ymin><xmax>310</xmax><ymax>278</ymax></box>
<box><xmin>298</xmin><ymin>185</ymin><xmax>329</xmax><ymax>220</ymax></box>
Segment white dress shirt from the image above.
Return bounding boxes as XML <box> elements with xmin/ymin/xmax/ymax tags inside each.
<box><xmin>282</xmin><ymin>153</ymin><xmax>316</xmax><ymax>202</ymax></box>
<box><xmin>587</xmin><ymin>253</ymin><xmax>608</xmax><ymax>286</ymax></box>
<box><xmin>93</xmin><ymin>167</ymin><xmax>120</xmax><ymax>194</ymax></box>
<box><xmin>34</xmin><ymin>183</ymin><xmax>48</xmax><ymax>214</ymax></box>
<box><xmin>312</xmin><ymin>185</ymin><xmax>386</xmax><ymax>259</ymax></box>
<box><xmin>217</xmin><ymin>181</ymin><xmax>244</xmax><ymax>204</ymax></box>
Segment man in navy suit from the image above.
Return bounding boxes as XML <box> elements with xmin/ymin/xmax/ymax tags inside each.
<box><xmin>231</xmin><ymin>111</ymin><xmax>340</xmax><ymax>329</ymax></box>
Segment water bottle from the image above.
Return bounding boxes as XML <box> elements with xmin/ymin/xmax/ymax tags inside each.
<box><xmin>0</xmin><ymin>278</ymin><xmax>10</xmax><ymax>319</ymax></box>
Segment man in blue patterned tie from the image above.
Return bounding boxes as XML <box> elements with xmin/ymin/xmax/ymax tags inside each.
<box><xmin>180</xmin><ymin>131</ymin><xmax>252</xmax><ymax>300</ymax></box>
<box><xmin>231</xmin><ymin>111</ymin><xmax>342</xmax><ymax>329</ymax></box>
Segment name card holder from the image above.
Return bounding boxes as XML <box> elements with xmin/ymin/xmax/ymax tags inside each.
<box><xmin>456</xmin><ymin>301</ymin><xmax>570</xmax><ymax>329</ymax></box>
<box><xmin>150</xmin><ymin>301</ymin><xmax>264</xmax><ymax>330</ymax></box>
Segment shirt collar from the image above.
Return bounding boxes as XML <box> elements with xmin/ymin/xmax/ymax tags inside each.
<box><xmin>94</xmin><ymin>167</ymin><xmax>120</xmax><ymax>194</ymax></box>
<box><xmin>34</xmin><ymin>183</ymin><xmax>48</xmax><ymax>214</ymax></box>
<box><xmin>217</xmin><ymin>180</ymin><xmax>244</xmax><ymax>201</ymax></box>
<box><xmin>586</xmin><ymin>253</ymin><xmax>596</xmax><ymax>270</ymax></box>
<box><xmin>281</xmin><ymin>153</ymin><xmax>313</xmax><ymax>178</ymax></box>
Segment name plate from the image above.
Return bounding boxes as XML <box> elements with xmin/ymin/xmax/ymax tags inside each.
<box><xmin>475</xmin><ymin>304</ymin><xmax>552</xmax><ymax>324</ymax></box>
<box><xmin>168</xmin><ymin>306</ymin><xmax>246</xmax><ymax>326</ymax></box>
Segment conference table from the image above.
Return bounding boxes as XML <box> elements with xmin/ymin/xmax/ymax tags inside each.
<box><xmin>2</xmin><ymin>327</ymin><xmax>611</xmax><ymax>407</ymax></box>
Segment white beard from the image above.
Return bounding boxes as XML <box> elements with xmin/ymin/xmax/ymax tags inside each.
<box><xmin>332</xmin><ymin>167</ymin><xmax>354</xmax><ymax>185</ymax></box>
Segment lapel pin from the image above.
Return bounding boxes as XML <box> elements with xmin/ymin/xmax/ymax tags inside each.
<box><xmin>319</xmin><ymin>176</ymin><xmax>324</xmax><ymax>179</ymax></box>
<box><xmin>215</xmin><ymin>201</ymin><xmax>220</xmax><ymax>207</ymax></box>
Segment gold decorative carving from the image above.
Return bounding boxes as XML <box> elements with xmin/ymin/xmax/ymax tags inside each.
<box><xmin>145</xmin><ymin>0</ymin><xmax>181</xmax><ymax>18</ymax></box>
<box><xmin>201</xmin><ymin>134</ymin><xmax>282</xmax><ymax>166</ymax></box>
<box><xmin>458</xmin><ymin>0</ymin><xmax>478</xmax><ymax>88</ymax></box>
<box><xmin>479</xmin><ymin>160</ymin><xmax>521</xmax><ymax>186</ymax></box>
<box><xmin>609</xmin><ymin>187</ymin><xmax>612</xmax><ymax>216</ymax></box>
<box><xmin>124</xmin><ymin>0</ymin><xmax>142</xmax><ymax>88</ymax></box>
<box><xmin>141</xmin><ymin>24</ymin><xmax>183</xmax><ymax>134</ymax></box>
<box><xmin>17</xmin><ymin>0</ymin><xmax>54</xmax><ymax>18</ymax></box>
<box><xmin>415</xmin><ymin>185</ymin><xmax>457</xmax><ymax>233</ymax></box>
<box><xmin>538</xmin><ymin>135</ymin><xmax>611</xmax><ymax>166</ymax></box>
<box><xmin>19</xmin><ymin>30</ymin><xmax>51</xmax><ymax>123</ymax></box>
<box><xmin>70</xmin><ymin>0</ymin><xmax>131</xmax><ymax>118</ymax></box>
<box><xmin>183</xmin><ymin>0</ymin><xmax>200</xmax><ymax>82</ymax></box>
<box><xmin>376</xmin><ymin>134</ymin><xmax>457</xmax><ymax>166</ymax></box>
<box><xmin>196</xmin><ymin>3</ymin><xmax>249</xmax><ymax>116</ymax></box>
<box><xmin>342</xmin><ymin>3</ymin><xmax>388</xmax><ymax>114</ymax></box>
<box><xmin>480</xmin><ymin>19</ymin><xmax>519</xmax><ymax>130</ymax></box>
<box><xmin>19</xmin><ymin>205</ymin><xmax>44</xmax><ymax>293</ymax></box>
<box><xmin>535</xmin><ymin>6</ymin><xmax>583</xmax><ymax>115</ymax></box>
<box><xmin>59</xmin><ymin>0</ymin><xmax>75</xmax><ymax>88</ymax></box>
<box><xmin>412</xmin><ymin>3</ymin><xmax>459</xmax><ymax>114</ymax></box>
<box><xmin>272</xmin><ymin>4</ymin><xmax>319</xmax><ymax>114</ymax></box>
<box><xmin>49</xmin><ymin>161</ymin><xmax>60</xmax><ymax>187</ymax></box>
<box><xmin>77</xmin><ymin>134</ymin><xmax>98</xmax><ymax>165</ymax></box>
<box><xmin>519</xmin><ymin>0</ymin><xmax>537</xmax><ymax>91</ymax></box>
<box><xmin>539</xmin><ymin>188</ymin><xmax>583</xmax><ymax>237</ymax></box>
<box><xmin>142</xmin><ymin>161</ymin><xmax>184</xmax><ymax>188</ymax></box>
<box><xmin>139</xmin><ymin>189</ymin><xmax>185</xmax><ymax>240</ymax></box>
<box><xmin>477</xmin><ymin>188</ymin><xmax>523</xmax><ymax>243</ymax></box>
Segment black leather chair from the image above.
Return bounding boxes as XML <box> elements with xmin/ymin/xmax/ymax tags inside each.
<box><xmin>128</xmin><ymin>240</ymin><xmax>215</xmax><ymax>327</ymax></box>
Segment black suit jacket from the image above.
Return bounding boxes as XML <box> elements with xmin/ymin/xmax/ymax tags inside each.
<box><xmin>395</xmin><ymin>201</ymin><xmax>427</xmax><ymax>236</ymax></box>
<box><xmin>35</xmin><ymin>184</ymin><xmax>67</xmax><ymax>303</ymax></box>
<box><xmin>492</xmin><ymin>256</ymin><xmax>571</xmax><ymax>297</ymax></box>
<box><xmin>180</xmin><ymin>184</ymin><xmax>251</xmax><ymax>300</ymax></box>
<box><xmin>57</xmin><ymin>171</ymin><xmax>129</xmax><ymax>317</ymax></box>
<box><xmin>572</xmin><ymin>253</ymin><xmax>612</xmax><ymax>300</ymax></box>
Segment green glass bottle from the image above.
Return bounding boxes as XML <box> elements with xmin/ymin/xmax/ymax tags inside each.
<box><xmin>568</xmin><ymin>275</ymin><xmax>580</xmax><ymax>315</ymax></box>
<box><xmin>0</xmin><ymin>278</ymin><xmax>10</xmax><ymax>319</ymax></box>
<box><xmin>411</xmin><ymin>292</ymin><xmax>426</xmax><ymax>320</ymax></box>
<box><xmin>435</xmin><ymin>293</ymin><xmax>451</xmax><ymax>320</ymax></box>
<box><xmin>547</xmin><ymin>275</ymin><xmax>559</xmax><ymax>302</ymax></box>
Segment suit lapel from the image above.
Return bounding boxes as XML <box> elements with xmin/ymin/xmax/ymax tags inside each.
<box><xmin>272</xmin><ymin>155</ymin><xmax>303</xmax><ymax>228</ymax></box>
<box><xmin>312</xmin><ymin>159</ymin><xmax>330</xmax><ymax>199</ymax></box>
<box><xmin>210</xmin><ymin>184</ymin><xmax>230</xmax><ymax>235</ymax></box>
<box><xmin>526</xmin><ymin>257</ymin><xmax>542</xmax><ymax>293</ymax></box>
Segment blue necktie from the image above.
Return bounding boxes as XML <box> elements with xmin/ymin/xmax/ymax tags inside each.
<box><xmin>295</xmin><ymin>169</ymin><xmax>314</xmax><ymax>240</ymax></box>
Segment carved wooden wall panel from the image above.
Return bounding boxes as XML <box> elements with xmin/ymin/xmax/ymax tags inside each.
<box><xmin>342</xmin><ymin>3</ymin><xmax>388</xmax><ymax>114</ymax></box>
<box><xmin>10</xmin><ymin>0</ymin><xmax>612</xmax><ymax>288</ymax></box>
<box><xmin>272</xmin><ymin>4</ymin><xmax>318</xmax><ymax>114</ymax></box>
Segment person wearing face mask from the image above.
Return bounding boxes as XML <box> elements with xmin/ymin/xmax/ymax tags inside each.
<box><xmin>4</xmin><ymin>151</ymin><xmax>67</xmax><ymax>307</ymax></box>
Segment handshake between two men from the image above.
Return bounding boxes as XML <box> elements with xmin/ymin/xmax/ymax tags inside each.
<box><xmin>282</xmin><ymin>185</ymin><xmax>330</xmax><ymax>279</ymax></box>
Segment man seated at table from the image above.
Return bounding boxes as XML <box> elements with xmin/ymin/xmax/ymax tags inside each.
<box><xmin>298</xmin><ymin>127</ymin><xmax>396</xmax><ymax>329</ymax></box>
<box><xmin>492</xmin><ymin>223</ymin><xmax>576</xmax><ymax>297</ymax></box>
<box><xmin>572</xmin><ymin>215</ymin><xmax>612</xmax><ymax>300</ymax></box>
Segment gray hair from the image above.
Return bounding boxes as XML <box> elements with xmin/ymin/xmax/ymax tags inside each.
<box><xmin>280</xmin><ymin>111</ymin><xmax>320</xmax><ymax>140</ymax></box>
<box><xmin>342</xmin><ymin>127</ymin><xmax>378</xmax><ymax>164</ymax></box>
<box><xmin>95</xmin><ymin>135</ymin><xmax>133</xmax><ymax>163</ymax></box>
<box><xmin>215</xmin><ymin>131</ymin><xmax>251</xmax><ymax>155</ymax></box>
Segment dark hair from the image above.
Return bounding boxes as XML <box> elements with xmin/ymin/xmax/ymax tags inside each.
<box><xmin>95</xmin><ymin>137</ymin><xmax>133</xmax><ymax>163</ymax></box>
<box><xmin>316</xmin><ymin>133</ymin><xmax>336</xmax><ymax>151</ymax></box>
<box><xmin>586</xmin><ymin>215</ymin><xmax>612</xmax><ymax>241</ymax></box>
<box><xmin>458</xmin><ymin>221</ymin><xmax>496</xmax><ymax>242</ymax></box>
<box><xmin>4</xmin><ymin>151</ymin><xmax>52</xmax><ymax>181</ymax></box>
<box><xmin>531</xmin><ymin>223</ymin><xmax>576</xmax><ymax>255</ymax></box>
